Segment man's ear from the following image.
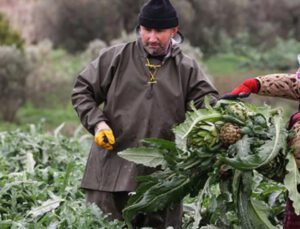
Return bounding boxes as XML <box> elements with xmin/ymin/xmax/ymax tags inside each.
<box><xmin>172</xmin><ymin>27</ymin><xmax>178</xmax><ymax>35</ymax></box>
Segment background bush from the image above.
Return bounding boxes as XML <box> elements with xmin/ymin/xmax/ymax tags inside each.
<box><xmin>0</xmin><ymin>13</ymin><xmax>24</xmax><ymax>50</ymax></box>
<box><xmin>216</xmin><ymin>33</ymin><xmax>300</xmax><ymax>70</ymax></box>
<box><xmin>181</xmin><ymin>0</ymin><xmax>300</xmax><ymax>56</ymax></box>
<box><xmin>0</xmin><ymin>0</ymin><xmax>299</xmax><ymax>131</ymax></box>
<box><xmin>25</xmin><ymin>40</ymin><xmax>87</xmax><ymax>108</ymax></box>
<box><xmin>0</xmin><ymin>46</ymin><xmax>30</xmax><ymax>122</ymax></box>
<box><xmin>242</xmin><ymin>38</ymin><xmax>300</xmax><ymax>70</ymax></box>
<box><xmin>34</xmin><ymin>0</ymin><xmax>135</xmax><ymax>53</ymax></box>
<box><xmin>30</xmin><ymin>0</ymin><xmax>300</xmax><ymax>56</ymax></box>
<box><xmin>83</xmin><ymin>39</ymin><xmax>107</xmax><ymax>60</ymax></box>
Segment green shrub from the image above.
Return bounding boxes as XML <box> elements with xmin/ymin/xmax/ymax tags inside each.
<box><xmin>35</xmin><ymin>0</ymin><xmax>122</xmax><ymax>53</ymax></box>
<box><xmin>83</xmin><ymin>39</ymin><xmax>107</xmax><ymax>60</ymax></box>
<box><xmin>253</xmin><ymin>38</ymin><xmax>300</xmax><ymax>70</ymax></box>
<box><xmin>26</xmin><ymin>41</ymin><xmax>85</xmax><ymax>108</ymax></box>
<box><xmin>0</xmin><ymin>13</ymin><xmax>24</xmax><ymax>50</ymax></box>
<box><xmin>235</xmin><ymin>38</ymin><xmax>300</xmax><ymax>71</ymax></box>
<box><xmin>110</xmin><ymin>31</ymin><xmax>137</xmax><ymax>45</ymax></box>
<box><xmin>216</xmin><ymin>33</ymin><xmax>300</xmax><ymax>71</ymax></box>
<box><xmin>0</xmin><ymin>46</ymin><xmax>30</xmax><ymax>122</ymax></box>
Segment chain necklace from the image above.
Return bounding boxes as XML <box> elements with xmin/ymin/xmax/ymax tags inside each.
<box><xmin>145</xmin><ymin>58</ymin><xmax>161</xmax><ymax>84</ymax></box>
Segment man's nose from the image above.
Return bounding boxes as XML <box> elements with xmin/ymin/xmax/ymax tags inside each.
<box><xmin>148</xmin><ymin>31</ymin><xmax>158</xmax><ymax>42</ymax></box>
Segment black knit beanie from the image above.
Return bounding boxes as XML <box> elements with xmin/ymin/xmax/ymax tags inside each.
<box><xmin>139</xmin><ymin>0</ymin><xmax>178</xmax><ymax>29</ymax></box>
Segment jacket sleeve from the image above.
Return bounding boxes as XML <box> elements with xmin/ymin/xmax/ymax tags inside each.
<box><xmin>256</xmin><ymin>73</ymin><xmax>300</xmax><ymax>100</ymax></box>
<box><xmin>186</xmin><ymin>60</ymin><xmax>219</xmax><ymax>109</ymax></box>
<box><xmin>71</xmin><ymin>49</ymin><xmax>115</xmax><ymax>134</ymax></box>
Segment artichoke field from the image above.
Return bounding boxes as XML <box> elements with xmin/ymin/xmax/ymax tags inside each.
<box><xmin>2</xmin><ymin>99</ymin><xmax>300</xmax><ymax>229</ymax></box>
<box><xmin>0</xmin><ymin>123</ymin><xmax>124</xmax><ymax>228</ymax></box>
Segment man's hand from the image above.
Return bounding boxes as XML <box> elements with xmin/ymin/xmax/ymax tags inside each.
<box><xmin>221</xmin><ymin>78</ymin><xmax>260</xmax><ymax>99</ymax></box>
<box><xmin>94</xmin><ymin>121</ymin><xmax>115</xmax><ymax>150</ymax></box>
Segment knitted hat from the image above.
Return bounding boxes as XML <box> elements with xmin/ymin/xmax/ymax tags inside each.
<box><xmin>139</xmin><ymin>0</ymin><xmax>178</xmax><ymax>29</ymax></box>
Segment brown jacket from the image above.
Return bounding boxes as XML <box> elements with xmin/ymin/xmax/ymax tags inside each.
<box><xmin>72</xmin><ymin>38</ymin><xmax>219</xmax><ymax>192</ymax></box>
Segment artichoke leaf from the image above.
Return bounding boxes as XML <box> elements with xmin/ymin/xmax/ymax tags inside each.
<box><xmin>174</xmin><ymin>107</ymin><xmax>222</xmax><ymax>152</ymax></box>
<box><xmin>284</xmin><ymin>151</ymin><xmax>300</xmax><ymax>215</ymax></box>
<box><xmin>118</xmin><ymin>147</ymin><xmax>167</xmax><ymax>169</ymax></box>
<box><xmin>123</xmin><ymin>175</ymin><xmax>190</xmax><ymax>225</ymax></box>
<box><xmin>142</xmin><ymin>138</ymin><xmax>177</xmax><ymax>151</ymax></box>
<box><xmin>236</xmin><ymin>171</ymin><xmax>277</xmax><ymax>229</ymax></box>
<box><xmin>248</xmin><ymin>198</ymin><xmax>277</xmax><ymax>229</ymax></box>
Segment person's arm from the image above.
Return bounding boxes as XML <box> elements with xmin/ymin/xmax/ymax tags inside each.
<box><xmin>222</xmin><ymin>73</ymin><xmax>300</xmax><ymax>100</ymax></box>
<box><xmin>71</xmin><ymin>57</ymin><xmax>109</xmax><ymax>134</ymax></box>
<box><xmin>257</xmin><ymin>73</ymin><xmax>300</xmax><ymax>100</ymax></box>
<box><xmin>71</xmin><ymin>48</ymin><xmax>116</xmax><ymax>150</ymax></box>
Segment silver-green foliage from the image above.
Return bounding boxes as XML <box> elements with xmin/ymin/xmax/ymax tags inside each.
<box><xmin>83</xmin><ymin>39</ymin><xmax>107</xmax><ymax>60</ymax></box>
<box><xmin>218</xmin><ymin>33</ymin><xmax>300</xmax><ymax>71</ymax></box>
<box><xmin>0</xmin><ymin>123</ymin><xmax>124</xmax><ymax>228</ymax></box>
<box><xmin>0</xmin><ymin>46</ymin><xmax>31</xmax><ymax>122</ymax></box>
<box><xmin>119</xmin><ymin>99</ymin><xmax>296</xmax><ymax>228</ymax></box>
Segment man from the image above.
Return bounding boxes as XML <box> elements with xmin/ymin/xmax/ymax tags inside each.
<box><xmin>222</xmin><ymin>70</ymin><xmax>300</xmax><ymax>229</ymax></box>
<box><xmin>72</xmin><ymin>0</ymin><xmax>219</xmax><ymax>228</ymax></box>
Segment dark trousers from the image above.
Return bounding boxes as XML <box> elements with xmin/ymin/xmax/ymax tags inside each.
<box><xmin>85</xmin><ymin>189</ymin><xmax>183</xmax><ymax>229</ymax></box>
<box><xmin>284</xmin><ymin>198</ymin><xmax>300</xmax><ymax>229</ymax></box>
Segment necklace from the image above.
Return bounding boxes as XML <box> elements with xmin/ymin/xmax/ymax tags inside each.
<box><xmin>145</xmin><ymin>58</ymin><xmax>161</xmax><ymax>84</ymax></box>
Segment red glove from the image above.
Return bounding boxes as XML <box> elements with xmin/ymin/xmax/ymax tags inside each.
<box><xmin>222</xmin><ymin>78</ymin><xmax>260</xmax><ymax>99</ymax></box>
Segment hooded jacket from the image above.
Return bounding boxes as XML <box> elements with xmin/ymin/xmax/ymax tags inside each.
<box><xmin>72</xmin><ymin>38</ymin><xmax>219</xmax><ymax>191</ymax></box>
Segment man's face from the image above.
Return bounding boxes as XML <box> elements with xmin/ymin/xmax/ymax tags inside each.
<box><xmin>139</xmin><ymin>25</ymin><xmax>178</xmax><ymax>56</ymax></box>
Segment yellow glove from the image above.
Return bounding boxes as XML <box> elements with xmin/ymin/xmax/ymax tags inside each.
<box><xmin>94</xmin><ymin>122</ymin><xmax>115</xmax><ymax>150</ymax></box>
